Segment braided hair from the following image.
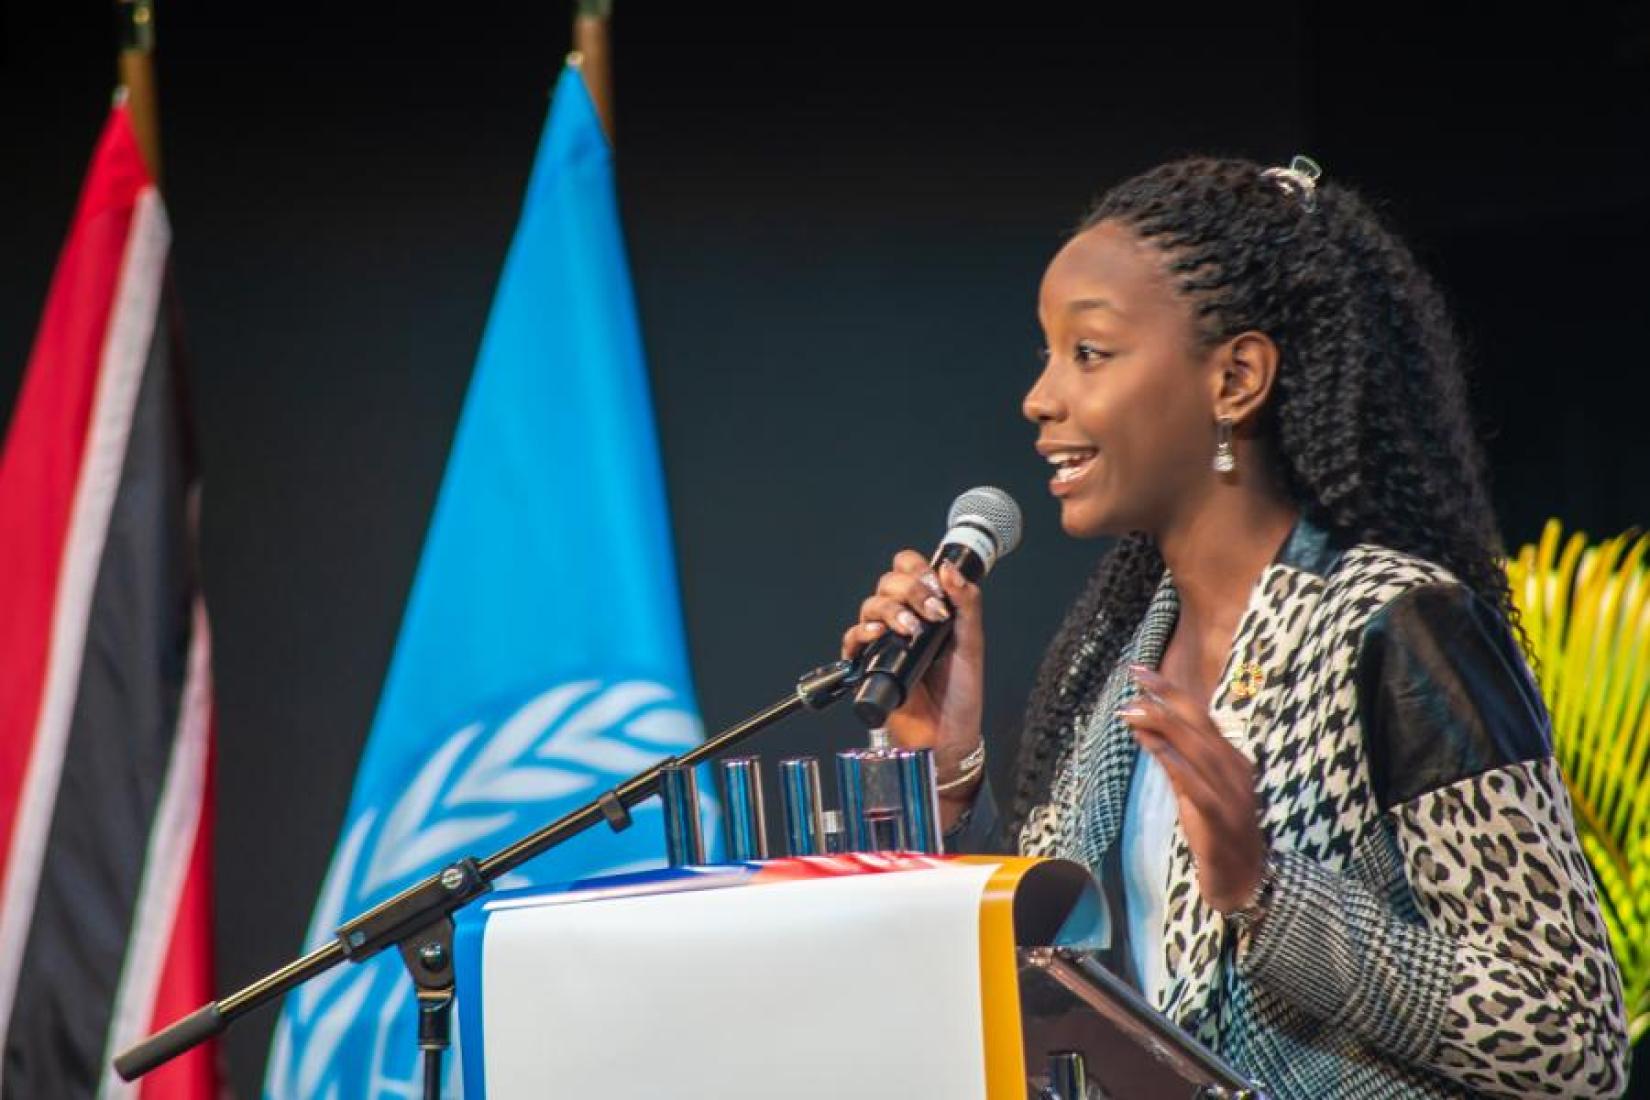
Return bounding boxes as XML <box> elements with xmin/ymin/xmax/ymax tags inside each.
<box><xmin>1004</xmin><ymin>156</ymin><xmax>1512</xmax><ymax>844</ymax></box>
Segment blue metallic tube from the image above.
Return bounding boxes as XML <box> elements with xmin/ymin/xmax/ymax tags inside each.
<box><xmin>660</xmin><ymin>762</ymin><xmax>705</xmax><ymax>867</ymax></box>
<box><xmin>719</xmin><ymin>756</ymin><xmax>770</xmax><ymax>861</ymax></box>
<box><xmin>895</xmin><ymin>747</ymin><xmax>943</xmax><ymax>854</ymax></box>
<box><xmin>778</xmin><ymin>757</ymin><xmax>827</xmax><ymax>856</ymax></box>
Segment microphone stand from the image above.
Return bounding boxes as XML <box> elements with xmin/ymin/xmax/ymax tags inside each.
<box><xmin>114</xmin><ymin>658</ymin><xmax>865</xmax><ymax>1096</ymax></box>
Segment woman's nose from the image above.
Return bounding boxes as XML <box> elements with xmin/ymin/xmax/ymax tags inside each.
<box><xmin>1022</xmin><ymin>366</ymin><xmax>1062</xmax><ymax>424</ymax></box>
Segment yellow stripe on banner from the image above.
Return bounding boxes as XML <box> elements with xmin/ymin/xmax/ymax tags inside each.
<box><xmin>958</xmin><ymin>856</ymin><xmax>1036</xmax><ymax>1098</ymax></box>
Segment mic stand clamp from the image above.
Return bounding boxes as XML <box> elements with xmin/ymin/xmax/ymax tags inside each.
<box><xmin>329</xmin><ymin>856</ymin><xmax>489</xmax><ymax>1099</ymax></box>
<box><xmin>795</xmin><ymin>658</ymin><xmax>860</xmax><ymax>709</ymax></box>
<box><xmin>400</xmin><ymin>917</ymin><xmax>458</xmax><ymax>1100</ymax></box>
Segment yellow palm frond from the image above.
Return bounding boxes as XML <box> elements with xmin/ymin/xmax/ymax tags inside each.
<box><xmin>1509</xmin><ymin>520</ymin><xmax>1650</xmax><ymax>1045</ymax></box>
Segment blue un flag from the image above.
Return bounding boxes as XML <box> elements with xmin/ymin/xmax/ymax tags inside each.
<box><xmin>265</xmin><ymin>63</ymin><xmax>704</xmax><ymax>1099</ymax></box>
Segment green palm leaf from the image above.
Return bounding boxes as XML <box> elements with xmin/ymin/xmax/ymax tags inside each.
<box><xmin>1509</xmin><ymin>520</ymin><xmax>1650</xmax><ymax>1045</ymax></box>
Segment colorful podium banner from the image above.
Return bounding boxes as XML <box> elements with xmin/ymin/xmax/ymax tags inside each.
<box><xmin>454</xmin><ymin>854</ymin><xmax>1100</xmax><ymax>1099</ymax></box>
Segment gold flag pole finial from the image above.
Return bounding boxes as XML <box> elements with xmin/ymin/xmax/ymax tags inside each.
<box><xmin>570</xmin><ymin>0</ymin><xmax>615</xmax><ymax>143</ymax></box>
<box><xmin>116</xmin><ymin>0</ymin><xmax>162</xmax><ymax>183</ymax></box>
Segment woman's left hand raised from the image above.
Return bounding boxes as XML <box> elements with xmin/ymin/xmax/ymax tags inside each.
<box><xmin>1118</xmin><ymin>664</ymin><xmax>1266</xmax><ymax>914</ymax></box>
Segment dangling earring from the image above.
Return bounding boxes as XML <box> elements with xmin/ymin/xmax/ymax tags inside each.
<box><xmin>1212</xmin><ymin>417</ymin><xmax>1236</xmax><ymax>474</ymax></box>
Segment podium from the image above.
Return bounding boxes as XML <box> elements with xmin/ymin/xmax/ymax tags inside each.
<box><xmin>109</xmin><ymin>656</ymin><xmax>1269</xmax><ymax>1097</ymax></box>
<box><xmin>453</xmin><ymin>853</ymin><xmax>1264</xmax><ymax>1098</ymax></box>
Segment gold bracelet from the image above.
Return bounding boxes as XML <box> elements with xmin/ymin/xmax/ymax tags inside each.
<box><xmin>936</xmin><ymin>742</ymin><xmax>986</xmax><ymax>794</ymax></box>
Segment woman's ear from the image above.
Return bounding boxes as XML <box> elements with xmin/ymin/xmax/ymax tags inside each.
<box><xmin>1210</xmin><ymin>330</ymin><xmax>1281</xmax><ymax>428</ymax></box>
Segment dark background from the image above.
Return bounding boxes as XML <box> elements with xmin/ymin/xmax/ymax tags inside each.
<box><xmin>4</xmin><ymin>2</ymin><xmax>1649</xmax><ymax>1095</ymax></box>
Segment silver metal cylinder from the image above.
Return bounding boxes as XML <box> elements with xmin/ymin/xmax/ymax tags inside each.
<box><xmin>660</xmin><ymin>762</ymin><xmax>705</xmax><ymax>867</ymax></box>
<box><xmin>863</xmin><ymin>807</ymin><xmax>905</xmax><ymax>852</ymax></box>
<box><xmin>821</xmin><ymin>809</ymin><xmax>845</xmax><ymax>854</ymax></box>
<box><xmin>895</xmin><ymin>747</ymin><xmax>943</xmax><ymax>854</ymax></box>
<box><xmin>719</xmin><ymin>756</ymin><xmax>769</xmax><ymax>861</ymax></box>
<box><xmin>778</xmin><ymin>757</ymin><xmax>827</xmax><ymax>856</ymax></box>
<box><xmin>836</xmin><ymin>748</ymin><xmax>906</xmax><ymax>853</ymax></box>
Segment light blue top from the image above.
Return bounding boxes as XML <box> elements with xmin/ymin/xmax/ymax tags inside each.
<box><xmin>1121</xmin><ymin>747</ymin><xmax>1179</xmax><ymax>1006</ymax></box>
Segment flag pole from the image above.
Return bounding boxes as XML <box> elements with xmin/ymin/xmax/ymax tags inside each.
<box><xmin>569</xmin><ymin>0</ymin><xmax>615</xmax><ymax>143</ymax></box>
<box><xmin>115</xmin><ymin>0</ymin><xmax>162</xmax><ymax>183</ymax></box>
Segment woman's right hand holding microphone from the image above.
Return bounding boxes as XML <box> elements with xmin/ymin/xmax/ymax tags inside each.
<box><xmin>840</xmin><ymin>550</ymin><xmax>988</xmax><ymax>819</ymax></box>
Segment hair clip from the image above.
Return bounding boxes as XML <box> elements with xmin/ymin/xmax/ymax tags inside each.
<box><xmin>1260</xmin><ymin>154</ymin><xmax>1323</xmax><ymax>212</ymax></box>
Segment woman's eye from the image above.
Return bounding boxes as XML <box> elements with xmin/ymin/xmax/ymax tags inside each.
<box><xmin>1075</xmin><ymin>342</ymin><xmax>1111</xmax><ymax>364</ymax></box>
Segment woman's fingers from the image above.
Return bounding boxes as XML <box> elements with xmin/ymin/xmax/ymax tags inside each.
<box><xmin>937</xmin><ymin>560</ymin><xmax>979</xmax><ymax>608</ymax></box>
<box><xmin>891</xmin><ymin>549</ymin><xmax>931</xmax><ymax>576</ymax></box>
<box><xmin>1129</xmin><ymin>724</ymin><xmax>1222</xmax><ymax>811</ymax></box>
<box><xmin>876</xmin><ymin>568</ymin><xmax>952</xmax><ymax>625</ymax></box>
<box><xmin>935</xmin><ymin>560</ymin><xmax>984</xmax><ymax>655</ymax></box>
<box><xmin>874</xmin><ymin>552</ymin><xmax>984</xmax><ymax>634</ymax></box>
<box><xmin>1125</xmin><ymin>667</ymin><xmax>1243</xmax><ymax>785</ymax></box>
<box><xmin>1118</xmin><ymin>674</ymin><xmax>1257</xmax><ymax>822</ymax></box>
<box><xmin>840</xmin><ymin>619</ymin><xmax>886</xmax><ymax>659</ymax></box>
<box><xmin>1118</xmin><ymin>700</ymin><xmax>1222</xmax><ymax>792</ymax></box>
<box><xmin>837</xmin><ymin>549</ymin><xmax>959</xmax><ymax>660</ymax></box>
<box><xmin>1128</xmin><ymin>666</ymin><xmax>1215</xmax><ymax>736</ymax></box>
<box><xmin>857</xmin><ymin>593</ymin><xmax>927</xmax><ymax>637</ymax></box>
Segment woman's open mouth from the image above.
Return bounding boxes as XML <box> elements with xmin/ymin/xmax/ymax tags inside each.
<box><xmin>1045</xmin><ymin>447</ymin><xmax>1098</xmax><ymax>494</ymax></box>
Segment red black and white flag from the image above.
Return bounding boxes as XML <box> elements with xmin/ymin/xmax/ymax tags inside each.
<box><xmin>0</xmin><ymin>104</ymin><xmax>221</xmax><ymax>1098</ymax></box>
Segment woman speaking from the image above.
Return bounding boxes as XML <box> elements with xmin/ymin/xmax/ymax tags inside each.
<box><xmin>840</xmin><ymin>156</ymin><xmax>1628</xmax><ymax>1098</ymax></box>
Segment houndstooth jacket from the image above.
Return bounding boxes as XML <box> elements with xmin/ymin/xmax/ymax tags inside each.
<box><xmin>953</xmin><ymin>518</ymin><xmax>1629</xmax><ymax>1098</ymax></box>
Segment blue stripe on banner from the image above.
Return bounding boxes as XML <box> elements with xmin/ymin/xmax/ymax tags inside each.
<box><xmin>453</xmin><ymin>900</ymin><xmax>489</xmax><ymax>1100</ymax></box>
<box><xmin>264</xmin><ymin>64</ymin><xmax>709</xmax><ymax>1099</ymax></box>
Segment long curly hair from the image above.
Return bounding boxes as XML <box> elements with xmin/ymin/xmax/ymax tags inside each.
<box><xmin>1004</xmin><ymin>156</ymin><xmax>1512</xmax><ymax>844</ymax></box>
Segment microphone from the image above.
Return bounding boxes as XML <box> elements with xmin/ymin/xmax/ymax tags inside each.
<box><xmin>851</xmin><ymin>487</ymin><xmax>1023</xmax><ymax>728</ymax></box>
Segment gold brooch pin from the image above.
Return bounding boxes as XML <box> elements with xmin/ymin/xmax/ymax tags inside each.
<box><xmin>1229</xmin><ymin>662</ymin><xmax>1267</xmax><ymax>701</ymax></box>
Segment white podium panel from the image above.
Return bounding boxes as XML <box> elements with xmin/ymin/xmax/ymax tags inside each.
<box><xmin>455</xmin><ymin>857</ymin><xmax>1005</xmax><ymax>1098</ymax></box>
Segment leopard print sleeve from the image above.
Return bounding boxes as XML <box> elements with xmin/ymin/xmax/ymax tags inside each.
<box><xmin>1396</xmin><ymin>757</ymin><xmax>1627</xmax><ymax>1097</ymax></box>
<box><xmin>1237</xmin><ymin>583</ymin><xmax>1629</xmax><ymax>1097</ymax></box>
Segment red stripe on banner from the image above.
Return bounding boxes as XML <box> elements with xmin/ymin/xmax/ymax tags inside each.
<box><xmin>0</xmin><ymin>106</ymin><xmax>150</xmax><ymax>877</ymax></box>
<box><xmin>750</xmin><ymin>852</ymin><xmax>952</xmax><ymax>882</ymax></box>
<box><xmin>137</xmin><ymin>713</ymin><xmax>220</xmax><ymax>1100</ymax></box>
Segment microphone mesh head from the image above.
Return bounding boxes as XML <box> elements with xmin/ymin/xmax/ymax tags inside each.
<box><xmin>948</xmin><ymin>486</ymin><xmax>1023</xmax><ymax>557</ymax></box>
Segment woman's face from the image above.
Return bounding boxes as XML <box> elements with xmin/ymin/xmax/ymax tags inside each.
<box><xmin>1023</xmin><ymin>219</ymin><xmax>1220</xmax><ymax>540</ymax></box>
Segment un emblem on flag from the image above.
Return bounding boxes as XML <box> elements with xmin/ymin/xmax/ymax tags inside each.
<box><xmin>266</xmin><ymin>679</ymin><xmax>703</xmax><ymax>1100</ymax></box>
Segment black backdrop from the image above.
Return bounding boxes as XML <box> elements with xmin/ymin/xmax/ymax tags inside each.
<box><xmin>4</xmin><ymin>3</ymin><xmax>1648</xmax><ymax>1094</ymax></box>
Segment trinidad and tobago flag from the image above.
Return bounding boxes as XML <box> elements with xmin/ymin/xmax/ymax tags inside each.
<box><xmin>0</xmin><ymin>104</ymin><xmax>221</xmax><ymax>1098</ymax></box>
